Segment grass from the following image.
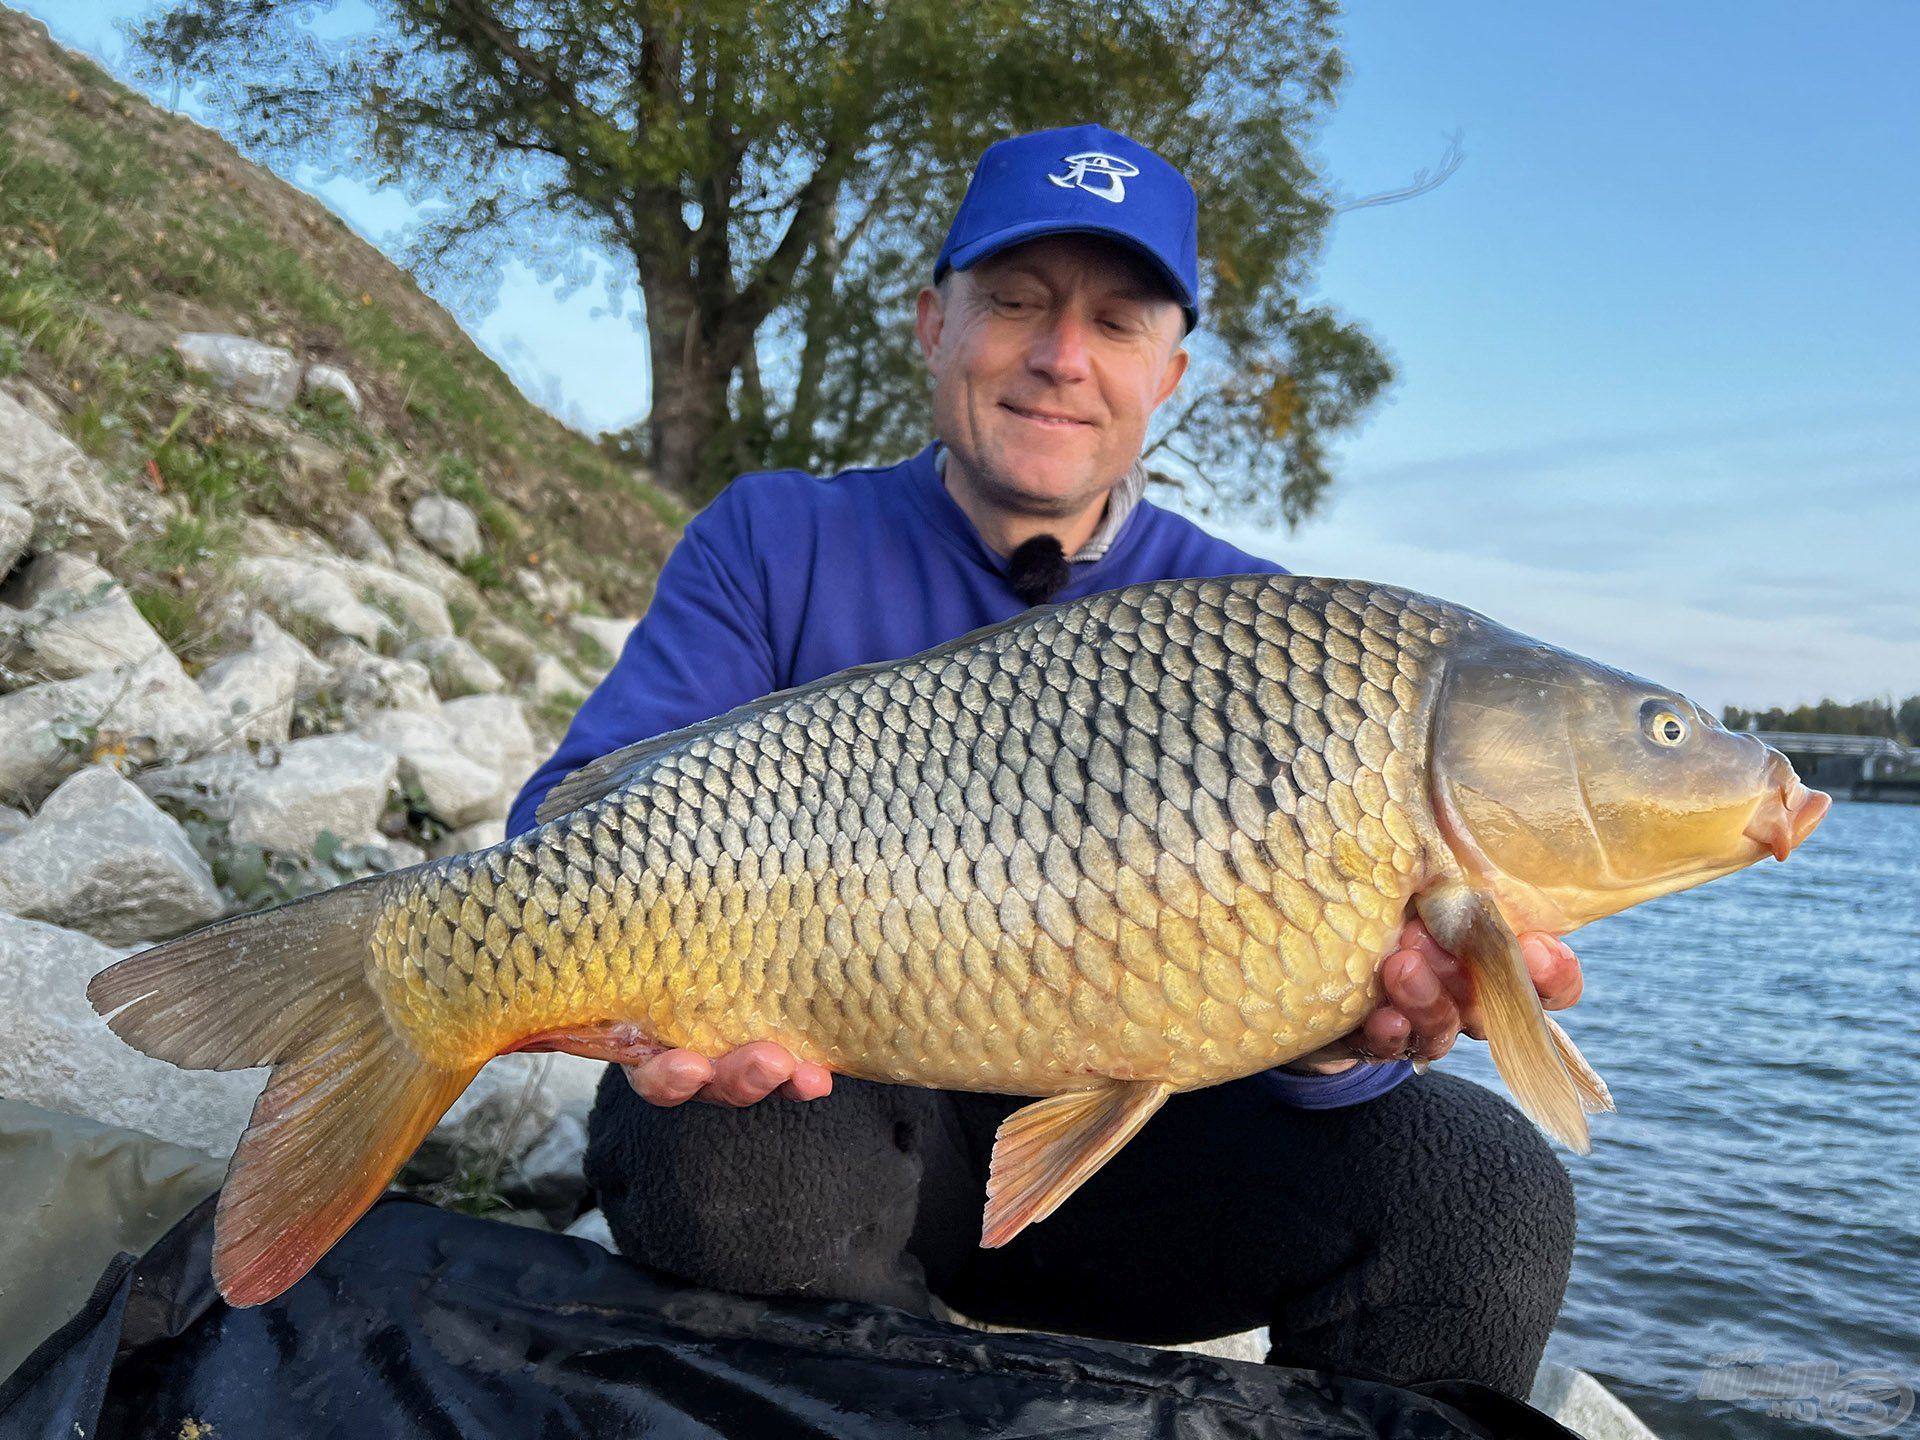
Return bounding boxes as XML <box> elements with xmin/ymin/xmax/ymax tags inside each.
<box><xmin>0</xmin><ymin>19</ymin><xmax>682</xmax><ymax>644</ymax></box>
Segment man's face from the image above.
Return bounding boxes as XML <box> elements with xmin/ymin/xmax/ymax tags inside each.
<box><xmin>916</xmin><ymin>235</ymin><xmax>1190</xmax><ymax>519</ymax></box>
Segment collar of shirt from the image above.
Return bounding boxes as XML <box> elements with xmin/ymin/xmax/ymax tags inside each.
<box><xmin>930</xmin><ymin>443</ymin><xmax>1149</xmax><ymax>564</ymax></box>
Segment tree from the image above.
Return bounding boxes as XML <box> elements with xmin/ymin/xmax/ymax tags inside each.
<box><xmin>133</xmin><ymin>0</ymin><xmax>1391</xmax><ymax>515</ymax></box>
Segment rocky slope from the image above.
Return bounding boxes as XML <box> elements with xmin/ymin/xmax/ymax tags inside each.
<box><xmin>0</xmin><ymin>5</ymin><xmax>676</xmax><ymax>1232</ymax></box>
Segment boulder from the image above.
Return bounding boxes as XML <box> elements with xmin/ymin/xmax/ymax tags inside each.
<box><xmin>509</xmin><ymin>1110</ymin><xmax>591</xmax><ymax>1218</ymax></box>
<box><xmin>301</xmin><ymin>362</ymin><xmax>362</xmax><ymax>415</ymax></box>
<box><xmin>0</xmin><ymin>389</ymin><xmax>129</xmax><ymax>545</ymax></box>
<box><xmin>356</xmin><ymin>710</ymin><xmax>504</xmax><ymax>829</ymax></box>
<box><xmin>0</xmin><ymin>498</ymin><xmax>29</xmax><ymax>577</ymax></box>
<box><xmin>199</xmin><ymin>646</ymin><xmax>299</xmax><ymax>748</ymax></box>
<box><xmin>0</xmin><ymin>552</ymin><xmax>170</xmax><ymax>683</ymax></box>
<box><xmin>409</xmin><ymin>494</ymin><xmax>483</xmax><ymax>565</ymax></box>
<box><xmin>0</xmin><ymin>803</ymin><xmax>26</xmax><ymax>841</ymax></box>
<box><xmin>425</xmin><ymin>1052</ymin><xmax>604</xmax><ymax>1175</ymax></box>
<box><xmin>200</xmin><ymin>734</ymin><xmax>398</xmax><ymax>857</ymax></box>
<box><xmin>390</xmin><ymin>539</ymin><xmax>488</xmax><ymax>615</ymax></box>
<box><xmin>513</xmin><ymin>566</ymin><xmax>584</xmax><ymax>615</ymax></box>
<box><xmin>403</xmin><ymin>635</ymin><xmax>505</xmax><ymax>698</ymax></box>
<box><xmin>376</xmin><ymin>837</ymin><xmax>429</xmax><ymax>872</ymax></box>
<box><xmin>336</xmin><ymin>512</ymin><xmax>394</xmax><ymax>567</ymax></box>
<box><xmin>172</xmin><ymin>332</ymin><xmax>301</xmax><ymax>412</ymax></box>
<box><xmin>569</xmin><ymin>614</ymin><xmax>636</xmax><ymax>659</ymax></box>
<box><xmin>431</xmin><ymin>817</ymin><xmax>507</xmax><ymax>859</ymax></box>
<box><xmin>440</xmin><ymin>693</ymin><xmax>538</xmax><ymax>785</ymax></box>
<box><xmin>530</xmin><ymin>653</ymin><xmax>587</xmax><ymax>706</ymax></box>
<box><xmin>0</xmin><ymin>655</ymin><xmax>216</xmax><ymax>808</ymax></box>
<box><xmin>0</xmin><ymin>766</ymin><xmax>226</xmax><ymax>944</ymax></box>
<box><xmin>351</xmin><ymin>559</ymin><xmax>454</xmax><ymax>640</ymax></box>
<box><xmin>470</xmin><ymin>617</ymin><xmax>538</xmax><ymax>680</ymax></box>
<box><xmin>235</xmin><ymin>554</ymin><xmax>396</xmax><ymax>649</ymax></box>
<box><xmin>324</xmin><ymin>641</ymin><xmax>440</xmax><ymax>725</ymax></box>
<box><xmin>0</xmin><ymin>912</ymin><xmax>263</xmax><ymax>1158</ymax></box>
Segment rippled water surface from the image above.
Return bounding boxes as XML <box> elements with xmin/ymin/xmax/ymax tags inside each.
<box><xmin>1446</xmin><ymin>800</ymin><xmax>1919</xmax><ymax>1439</ymax></box>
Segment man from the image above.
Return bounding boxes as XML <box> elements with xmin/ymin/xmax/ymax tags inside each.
<box><xmin>509</xmin><ymin>124</ymin><xmax>1580</xmax><ymax>1399</ymax></box>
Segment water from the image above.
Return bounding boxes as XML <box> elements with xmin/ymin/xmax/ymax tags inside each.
<box><xmin>1445</xmin><ymin>800</ymin><xmax>1920</xmax><ymax>1439</ymax></box>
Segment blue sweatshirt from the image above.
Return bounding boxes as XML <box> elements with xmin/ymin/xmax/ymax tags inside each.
<box><xmin>508</xmin><ymin>442</ymin><xmax>1411</xmax><ymax>1108</ymax></box>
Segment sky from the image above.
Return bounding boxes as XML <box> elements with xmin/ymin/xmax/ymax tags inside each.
<box><xmin>19</xmin><ymin>2</ymin><xmax>1920</xmax><ymax>714</ymax></box>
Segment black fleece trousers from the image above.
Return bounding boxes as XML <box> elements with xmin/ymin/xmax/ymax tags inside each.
<box><xmin>583</xmin><ymin>1067</ymin><xmax>1577</xmax><ymax>1400</ymax></box>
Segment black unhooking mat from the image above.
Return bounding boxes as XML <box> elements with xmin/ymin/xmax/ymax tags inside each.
<box><xmin>0</xmin><ymin>1194</ymin><xmax>1577</xmax><ymax>1439</ymax></box>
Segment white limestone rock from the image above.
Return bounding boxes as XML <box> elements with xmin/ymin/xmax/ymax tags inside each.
<box><xmin>403</xmin><ymin>635</ymin><xmax>505</xmax><ymax>698</ymax></box>
<box><xmin>227</xmin><ymin>734</ymin><xmax>398</xmax><ymax>856</ymax></box>
<box><xmin>0</xmin><ymin>552</ymin><xmax>171</xmax><ymax>683</ymax></box>
<box><xmin>430</xmin><ymin>816</ymin><xmax>506</xmax><ymax>859</ymax></box>
<box><xmin>562</xmin><ymin>1208</ymin><xmax>616</xmax><ymax>1252</ymax></box>
<box><xmin>429</xmin><ymin>1052</ymin><xmax>604</xmax><ymax>1168</ymax></box>
<box><xmin>439</xmin><ymin>694</ymin><xmax>538</xmax><ymax>788</ymax></box>
<box><xmin>408</xmin><ymin>493</ymin><xmax>483</xmax><ymax>566</ymax></box>
<box><xmin>235</xmin><ymin>554</ymin><xmax>397</xmax><ymax>649</ymax></box>
<box><xmin>0</xmin><ymin>389</ymin><xmax>129</xmax><ymax>544</ymax></box>
<box><xmin>568</xmin><ymin>614</ymin><xmax>636</xmax><ymax>674</ymax></box>
<box><xmin>301</xmin><ymin>362</ymin><xmax>362</xmax><ymax>415</ymax></box>
<box><xmin>336</xmin><ymin>512</ymin><xmax>394</xmax><ymax>567</ymax></box>
<box><xmin>173</xmin><ymin>332</ymin><xmax>301</xmax><ymax>412</ymax></box>
<box><xmin>0</xmin><ymin>912</ymin><xmax>262</xmax><ymax>1157</ymax></box>
<box><xmin>529</xmin><ymin>653</ymin><xmax>587</xmax><ymax>706</ymax></box>
<box><xmin>0</xmin><ymin>766</ymin><xmax>225</xmax><ymax>945</ymax></box>
<box><xmin>351</xmin><ymin>559</ymin><xmax>453</xmax><ymax>641</ymax></box>
<box><xmin>512</xmin><ymin>567</ymin><xmax>583</xmax><ymax>615</ymax></box>
<box><xmin>356</xmin><ymin>710</ymin><xmax>504</xmax><ymax>829</ymax></box>
<box><xmin>0</xmin><ymin>498</ymin><xmax>29</xmax><ymax>578</ymax></box>
<box><xmin>0</xmin><ymin>803</ymin><xmax>26</xmax><ymax>841</ymax></box>
<box><xmin>375</xmin><ymin>837</ymin><xmax>429</xmax><ymax>872</ymax></box>
<box><xmin>0</xmin><ymin>655</ymin><xmax>216</xmax><ymax>808</ymax></box>
<box><xmin>323</xmin><ymin>641</ymin><xmax>440</xmax><ymax>726</ymax></box>
<box><xmin>196</xmin><ymin>617</ymin><xmax>317</xmax><ymax>750</ymax></box>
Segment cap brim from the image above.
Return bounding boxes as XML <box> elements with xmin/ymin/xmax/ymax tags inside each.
<box><xmin>942</xmin><ymin>219</ymin><xmax>1197</xmax><ymax>326</ymax></box>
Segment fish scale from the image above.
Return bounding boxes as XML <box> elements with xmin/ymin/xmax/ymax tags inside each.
<box><xmin>371</xmin><ymin>576</ymin><xmax>1446</xmax><ymax>1091</ymax></box>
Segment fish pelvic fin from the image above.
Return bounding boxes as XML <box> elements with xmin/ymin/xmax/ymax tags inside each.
<box><xmin>1414</xmin><ymin>881</ymin><xmax>1594</xmax><ymax>1154</ymax></box>
<box><xmin>1546</xmin><ymin>1014</ymin><xmax>1615</xmax><ymax>1114</ymax></box>
<box><xmin>87</xmin><ymin>874</ymin><xmax>479</xmax><ymax>1307</ymax></box>
<box><xmin>981</xmin><ymin>1079</ymin><xmax>1170</xmax><ymax>1249</ymax></box>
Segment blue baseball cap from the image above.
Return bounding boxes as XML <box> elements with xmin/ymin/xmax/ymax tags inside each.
<box><xmin>934</xmin><ymin>124</ymin><xmax>1200</xmax><ymax>330</ymax></box>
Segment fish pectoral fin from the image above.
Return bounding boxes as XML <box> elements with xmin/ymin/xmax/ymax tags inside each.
<box><xmin>1546</xmin><ymin>1014</ymin><xmax>1614</xmax><ymax>1114</ymax></box>
<box><xmin>1414</xmin><ymin>882</ymin><xmax>1593</xmax><ymax>1154</ymax></box>
<box><xmin>981</xmin><ymin>1080</ymin><xmax>1170</xmax><ymax>1249</ymax></box>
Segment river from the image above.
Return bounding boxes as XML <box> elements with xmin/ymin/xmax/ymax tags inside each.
<box><xmin>1448</xmin><ymin>799</ymin><xmax>1919</xmax><ymax>1439</ymax></box>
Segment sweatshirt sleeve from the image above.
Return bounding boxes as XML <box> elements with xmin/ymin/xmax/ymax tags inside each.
<box><xmin>1257</xmin><ymin>1060</ymin><xmax>1414</xmax><ymax>1109</ymax></box>
<box><xmin>507</xmin><ymin>499</ymin><xmax>778</xmax><ymax>838</ymax></box>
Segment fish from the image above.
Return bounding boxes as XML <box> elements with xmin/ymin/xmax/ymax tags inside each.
<box><xmin>87</xmin><ymin>575</ymin><xmax>1829</xmax><ymax>1306</ymax></box>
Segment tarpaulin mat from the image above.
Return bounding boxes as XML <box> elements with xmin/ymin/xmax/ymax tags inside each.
<box><xmin>0</xmin><ymin>1194</ymin><xmax>1578</xmax><ymax>1438</ymax></box>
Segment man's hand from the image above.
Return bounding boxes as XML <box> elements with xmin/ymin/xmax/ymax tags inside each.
<box><xmin>623</xmin><ymin>1040</ymin><xmax>834</xmax><ymax>1107</ymax></box>
<box><xmin>1283</xmin><ymin>918</ymin><xmax>1583</xmax><ymax>1075</ymax></box>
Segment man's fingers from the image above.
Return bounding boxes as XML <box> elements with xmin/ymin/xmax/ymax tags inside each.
<box><xmin>1520</xmin><ymin>933</ymin><xmax>1583</xmax><ymax>1010</ymax></box>
<box><xmin>625</xmin><ymin>1049</ymin><xmax>715</xmax><ymax>1107</ymax></box>
<box><xmin>701</xmin><ymin>1041</ymin><xmax>798</xmax><ymax>1106</ymax></box>
<box><xmin>778</xmin><ymin>1061</ymin><xmax>835</xmax><ymax>1102</ymax></box>
<box><xmin>1378</xmin><ymin>949</ymin><xmax>1463</xmax><ymax>1061</ymax></box>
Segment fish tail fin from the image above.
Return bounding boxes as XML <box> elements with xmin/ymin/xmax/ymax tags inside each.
<box><xmin>87</xmin><ymin>875</ymin><xmax>480</xmax><ymax>1306</ymax></box>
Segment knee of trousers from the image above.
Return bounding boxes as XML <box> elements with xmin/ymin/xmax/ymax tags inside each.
<box><xmin>582</xmin><ymin>1064</ymin><xmax>939</xmax><ymax>1304</ymax></box>
<box><xmin>1363</xmin><ymin>1072</ymin><xmax>1578</xmax><ymax>1298</ymax></box>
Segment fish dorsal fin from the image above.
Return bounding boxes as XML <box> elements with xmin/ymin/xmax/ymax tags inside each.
<box><xmin>1414</xmin><ymin>881</ymin><xmax>1596</xmax><ymax>1153</ymax></box>
<box><xmin>981</xmin><ymin>1079</ymin><xmax>1171</xmax><ymax>1248</ymax></box>
<box><xmin>535</xmin><ymin>603</ymin><xmax>1084</xmax><ymax>826</ymax></box>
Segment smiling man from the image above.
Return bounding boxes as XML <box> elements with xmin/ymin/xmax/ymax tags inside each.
<box><xmin>509</xmin><ymin>124</ymin><xmax>1581</xmax><ymax>1400</ymax></box>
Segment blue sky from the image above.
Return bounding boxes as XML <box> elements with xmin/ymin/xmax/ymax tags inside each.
<box><xmin>22</xmin><ymin>2</ymin><xmax>1920</xmax><ymax>713</ymax></box>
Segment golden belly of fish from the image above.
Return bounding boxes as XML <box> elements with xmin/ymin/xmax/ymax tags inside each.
<box><xmin>377</xmin><ymin>575</ymin><xmax>1439</xmax><ymax>1095</ymax></box>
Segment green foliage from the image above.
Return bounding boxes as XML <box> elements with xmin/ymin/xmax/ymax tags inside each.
<box><xmin>133</xmin><ymin>0</ymin><xmax>1389</xmax><ymax>522</ymax></box>
<box><xmin>1724</xmin><ymin>695</ymin><xmax>1920</xmax><ymax>746</ymax></box>
<box><xmin>0</xmin><ymin>327</ymin><xmax>25</xmax><ymax>377</ymax></box>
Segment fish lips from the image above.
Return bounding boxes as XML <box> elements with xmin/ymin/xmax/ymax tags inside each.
<box><xmin>1742</xmin><ymin>771</ymin><xmax>1832</xmax><ymax>862</ymax></box>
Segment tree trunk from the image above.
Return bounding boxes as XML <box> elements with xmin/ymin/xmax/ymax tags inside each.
<box><xmin>642</xmin><ymin>275</ymin><xmax>734</xmax><ymax>502</ymax></box>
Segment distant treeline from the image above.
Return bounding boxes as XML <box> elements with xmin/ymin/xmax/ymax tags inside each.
<box><xmin>1722</xmin><ymin>696</ymin><xmax>1920</xmax><ymax>746</ymax></box>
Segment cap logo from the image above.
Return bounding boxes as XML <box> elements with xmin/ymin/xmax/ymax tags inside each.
<box><xmin>1046</xmin><ymin>151</ymin><xmax>1139</xmax><ymax>204</ymax></box>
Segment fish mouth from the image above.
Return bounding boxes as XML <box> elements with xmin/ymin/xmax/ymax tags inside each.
<box><xmin>1742</xmin><ymin>766</ymin><xmax>1832</xmax><ymax>861</ymax></box>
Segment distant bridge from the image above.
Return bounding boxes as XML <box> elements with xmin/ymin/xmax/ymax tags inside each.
<box><xmin>1748</xmin><ymin>731</ymin><xmax>1918</xmax><ymax>801</ymax></box>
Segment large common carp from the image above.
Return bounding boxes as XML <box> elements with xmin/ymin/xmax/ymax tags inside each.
<box><xmin>89</xmin><ymin>575</ymin><xmax>1828</xmax><ymax>1306</ymax></box>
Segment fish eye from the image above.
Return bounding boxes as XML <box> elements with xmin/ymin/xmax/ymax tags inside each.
<box><xmin>1641</xmin><ymin>702</ymin><xmax>1688</xmax><ymax>747</ymax></box>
